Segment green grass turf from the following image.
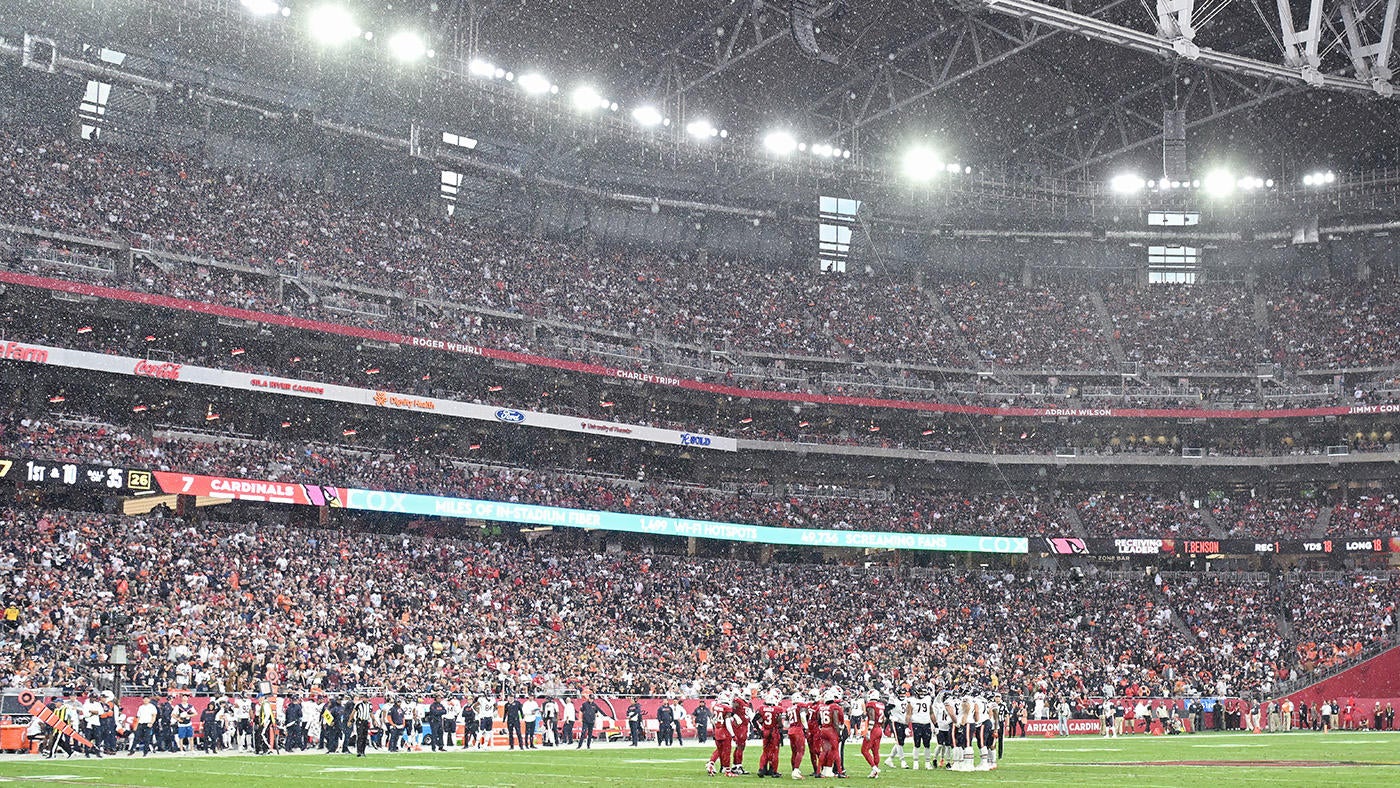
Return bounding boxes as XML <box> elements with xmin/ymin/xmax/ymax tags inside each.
<box><xmin>2</xmin><ymin>731</ymin><xmax>1399</xmax><ymax>787</ymax></box>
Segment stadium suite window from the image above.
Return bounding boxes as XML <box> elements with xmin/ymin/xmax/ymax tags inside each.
<box><xmin>441</xmin><ymin>131</ymin><xmax>478</xmax><ymax>150</ymax></box>
<box><xmin>77</xmin><ymin>47</ymin><xmax>125</xmax><ymax>141</ymax></box>
<box><xmin>441</xmin><ymin>170</ymin><xmax>463</xmax><ymax>216</ymax></box>
<box><xmin>820</xmin><ymin>196</ymin><xmax>861</xmax><ymax>220</ymax></box>
<box><xmin>819</xmin><ymin>224</ymin><xmax>851</xmax><ymax>273</ymax></box>
<box><xmin>819</xmin><ymin>196</ymin><xmax>860</xmax><ymax>274</ymax></box>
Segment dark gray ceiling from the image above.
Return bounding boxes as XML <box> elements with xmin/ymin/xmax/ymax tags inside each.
<box><xmin>7</xmin><ymin>0</ymin><xmax>1400</xmax><ymax>176</ymax></box>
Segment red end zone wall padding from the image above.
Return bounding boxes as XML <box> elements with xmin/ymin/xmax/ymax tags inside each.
<box><xmin>1278</xmin><ymin>644</ymin><xmax>1400</xmax><ymax>710</ymax></box>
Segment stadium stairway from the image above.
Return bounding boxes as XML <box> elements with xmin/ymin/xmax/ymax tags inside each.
<box><xmin>1057</xmin><ymin>504</ymin><xmax>1092</xmax><ymax>540</ymax></box>
<box><xmin>1198</xmin><ymin>507</ymin><xmax>1230</xmax><ymax>539</ymax></box>
<box><xmin>1311</xmin><ymin>506</ymin><xmax>1333</xmax><ymax>537</ymax></box>
<box><xmin>1088</xmin><ymin>289</ymin><xmax>1129</xmax><ymax>366</ymax></box>
<box><xmin>1146</xmin><ymin>579</ymin><xmax>1200</xmax><ymax>643</ymax></box>
<box><xmin>1273</xmin><ymin>584</ymin><xmax>1296</xmax><ymax>643</ymax></box>
<box><xmin>1252</xmin><ymin>291</ymin><xmax>1270</xmax><ymax>336</ymax></box>
<box><xmin>922</xmin><ymin>286</ymin><xmax>978</xmax><ymax>366</ymax></box>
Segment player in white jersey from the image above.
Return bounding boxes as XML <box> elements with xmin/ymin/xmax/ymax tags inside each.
<box><xmin>1100</xmin><ymin>697</ymin><xmax>1117</xmax><ymax>738</ymax></box>
<box><xmin>905</xmin><ymin>690</ymin><xmax>934</xmax><ymax>770</ymax></box>
<box><xmin>972</xmin><ymin>696</ymin><xmax>997</xmax><ymax>771</ymax></box>
<box><xmin>950</xmin><ymin>696</ymin><xmax>976</xmax><ymax>772</ymax></box>
<box><xmin>884</xmin><ymin>691</ymin><xmax>909</xmax><ymax>769</ymax></box>
<box><xmin>233</xmin><ymin>697</ymin><xmax>253</xmax><ymax>751</ymax></box>
<box><xmin>934</xmin><ymin>695</ymin><xmax>956</xmax><ymax>769</ymax></box>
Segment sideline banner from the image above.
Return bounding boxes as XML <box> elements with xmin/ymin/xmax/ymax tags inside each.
<box><xmin>1</xmin><ymin>272</ymin><xmax>1389</xmax><ymax>422</ymax></box>
<box><xmin>144</xmin><ymin>471</ymin><xmax>1028</xmax><ymax>553</ymax></box>
<box><xmin>1</xmin><ymin>339</ymin><xmax>736</xmax><ymax>451</ymax></box>
<box><xmin>1022</xmin><ymin>719</ymin><xmax>1102</xmax><ymax>736</ymax></box>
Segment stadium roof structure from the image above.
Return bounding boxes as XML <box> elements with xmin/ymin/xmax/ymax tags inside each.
<box><xmin>5</xmin><ymin>0</ymin><xmax>1400</xmax><ymax>225</ymax></box>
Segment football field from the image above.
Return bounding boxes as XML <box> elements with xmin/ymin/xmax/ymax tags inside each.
<box><xmin>2</xmin><ymin>731</ymin><xmax>1398</xmax><ymax>786</ymax></box>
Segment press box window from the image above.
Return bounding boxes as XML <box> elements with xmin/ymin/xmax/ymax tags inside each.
<box><xmin>1148</xmin><ymin>211</ymin><xmax>1200</xmax><ymax>226</ymax></box>
<box><xmin>1148</xmin><ymin>245</ymin><xmax>1199</xmax><ymax>284</ymax></box>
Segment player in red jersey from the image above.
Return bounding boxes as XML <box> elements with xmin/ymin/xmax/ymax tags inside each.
<box><xmin>756</xmin><ymin>691</ymin><xmax>784</xmax><ymax>778</ymax></box>
<box><xmin>860</xmin><ymin>691</ymin><xmax>886</xmax><ymax>778</ymax></box>
<box><xmin>806</xmin><ymin>690</ymin><xmax>823</xmax><ymax>777</ymax></box>
<box><xmin>816</xmin><ymin>690</ymin><xmax>846</xmax><ymax>778</ymax></box>
<box><xmin>706</xmin><ymin>698</ymin><xmax>735</xmax><ymax>777</ymax></box>
<box><xmin>785</xmin><ymin>693</ymin><xmax>810</xmax><ymax>780</ymax></box>
<box><xmin>729</xmin><ymin>695</ymin><xmax>751</xmax><ymax>775</ymax></box>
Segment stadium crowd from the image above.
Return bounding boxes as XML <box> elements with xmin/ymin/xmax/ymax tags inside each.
<box><xmin>1212</xmin><ymin>496</ymin><xmax>1324</xmax><ymax>540</ymax></box>
<box><xmin>1102</xmin><ymin>284</ymin><xmax>1264</xmax><ymax>371</ymax></box>
<box><xmin>0</xmin><ymin>412</ymin><xmax>1064</xmax><ymax>537</ymax></box>
<box><xmin>4</xmin><ymin>124</ymin><xmax>1400</xmax><ymax>388</ymax></box>
<box><xmin>1327</xmin><ymin>494</ymin><xmax>1400</xmax><ymax>538</ymax></box>
<box><xmin>7</xmin><ymin>412</ymin><xmax>1389</xmax><ymax>539</ymax></box>
<box><xmin>1</xmin><ymin>312</ymin><xmax>1395</xmax><ymax>460</ymax></box>
<box><xmin>2</xmin><ymin>507</ymin><xmax>1396</xmax><ymax>708</ymax></box>
<box><xmin>1074</xmin><ymin>493</ymin><xmax>1216</xmax><ymax>539</ymax></box>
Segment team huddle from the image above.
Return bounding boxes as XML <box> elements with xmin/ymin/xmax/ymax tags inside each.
<box><xmin>706</xmin><ymin>688</ymin><xmax>1002</xmax><ymax>779</ymax></box>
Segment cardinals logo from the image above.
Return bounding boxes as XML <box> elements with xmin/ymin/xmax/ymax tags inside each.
<box><xmin>1045</xmin><ymin>537</ymin><xmax>1087</xmax><ymax>554</ymax></box>
<box><xmin>301</xmin><ymin>485</ymin><xmax>344</xmax><ymax>508</ymax></box>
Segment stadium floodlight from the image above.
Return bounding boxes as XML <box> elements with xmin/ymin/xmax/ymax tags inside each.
<box><xmin>241</xmin><ymin>0</ymin><xmax>280</xmax><ymax>16</ymax></box>
<box><xmin>686</xmin><ymin>119</ymin><xmax>718</xmax><ymax>139</ymax></box>
<box><xmin>517</xmin><ymin>72</ymin><xmax>552</xmax><ymax>95</ymax></box>
<box><xmin>1109</xmin><ymin>173</ymin><xmax>1145</xmax><ymax>194</ymax></box>
<box><xmin>764</xmin><ymin>130</ymin><xmax>798</xmax><ymax>155</ymax></box>
<box><xmin>468</xmin><ymin>58</ymin><xmax>496</xmax><ymax>78</ymax></box>
<box><xmin>632</xmin><ymin>105</ymin><xmax>664</xmax><ymax>127</ymax></box>
<box><xmin>1203</xmin><ymin>169</ymin><xmax>1235</xmax><ymax>198</ymax></box>
<box><xmin>387</xmin><ymin>31</ymin><xmax>427</xmax><ymax>62</ymax></box>
<box><xmin>308</xmin><ymin>5</ymin><xmax>361</xmax><ymax>45</ymax></box>
<box><xmin>572</xmin><ymin>85</ymin><xmax>608</xmax><ymax>112</ymax></box>
<box><xmin>1304</xmin><ymin>170</ymin><xmax>1336</xmax><ymax>186</ymax></box>
<box><xmin>945</xmin><ymin>162</ymin><xmax>961</xmax><ymax>174</ymax></box>
<box><xmin>901</xmin><ymin>146</ymin><xmax>941</xmax><ymax>181</ymax></box>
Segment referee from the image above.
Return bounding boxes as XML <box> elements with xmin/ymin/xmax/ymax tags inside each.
<box><xmin>352</xmin><ymin>694</ymin><xmax>373</xmax><ymax>757</ymax></box>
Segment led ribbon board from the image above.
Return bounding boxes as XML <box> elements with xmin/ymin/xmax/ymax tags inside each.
<box><xmin>341</xmin><ymin>487</ymin><xmax>1029</xmax><ymax>554</ymax></box>
<box><xmin>146</xmin><ymin>471</ymin><xmax>1026</xmax><ymax>553</ymax></box>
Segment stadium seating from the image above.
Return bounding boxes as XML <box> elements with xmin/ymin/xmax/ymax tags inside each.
<box><xmin>3</xmin><ymin>124</ymin><xmax>1400</xmax><ymax>383</ymax></box>
<box><xmin>1</xmin><ymin>507</ymin><xmax>1394</xmax><ymax>702</ymax></box>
